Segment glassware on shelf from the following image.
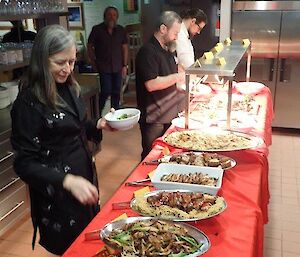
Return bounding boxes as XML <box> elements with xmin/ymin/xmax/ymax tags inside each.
<box><xmin>0</xmin><ymin>0</ymin><xmax>66</xmax><ymax>15</ymax></box>
<box><xmin>21</xmin><ymin>41</ymin><xmax>33</xmax><ymax>60</ymax></box>
<box><xmin>0</xmin><ymin>42</ymin><xmax>32</xmax><ymax>64</ymax></box>
<box><xmin>0</xmin><ymin>44</ymin><xmax>9</xmax><ymax>65</ymax></box>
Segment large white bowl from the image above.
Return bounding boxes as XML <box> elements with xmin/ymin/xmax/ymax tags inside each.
<box><xmin>151</xmin><ymin>163</ymin><xmax>224</xmax><ymax>195</ymax></box>
<box><xmin>235</xmin><ymin>82</ymin><xmax>265</xmax><ymax>95</ymax></box>
<box><xmin>104</xmin><ymin>108</ymin><xmax>140</xmax><ymax>130</ymax></box>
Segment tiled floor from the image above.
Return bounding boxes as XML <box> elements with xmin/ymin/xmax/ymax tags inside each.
<box><xmin>264</xmin><ymin>130</ymin><xmax>300</xmax><ymax>257</ymax></box>
<box><xmin>1</xmin><ymin>90</ymin><xmax>300</xmax><ymax>256</ymax></box>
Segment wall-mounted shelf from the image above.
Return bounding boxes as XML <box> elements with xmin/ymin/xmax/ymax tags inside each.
<box><xmin>0</xmin><ymin>59</ymin><xmax>30</xmax><ymax>72</ymax></box>
<box><xmin>0</xmin><ymin>12</ymin><xmax>68</xmax><ymax>21</ymax></box>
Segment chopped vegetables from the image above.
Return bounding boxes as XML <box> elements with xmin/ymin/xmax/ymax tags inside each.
<box><xmin>105</xmin><ymin>220</ymin><xmax>203</xmax><ymax>257</ymax></box>
<box><xmin>117</xmin><ymin>113</ymin><xmax>134</xmax><ymax>120</ymax></box>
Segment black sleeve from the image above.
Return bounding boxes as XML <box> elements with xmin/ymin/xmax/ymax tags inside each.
<box><xmin>88</xmin><ymin>26</ymin><xmax>96</xmax><ymax>45</ymax></box>
<box><xmin>10</xmin><ymin>97</ymin><xmax>66</xmax><ymax>198</ymax></box>
<box><xmin>84</xmin><ymin>119</ymin><xmax>102</xmax><ymax>144</ymax></box>
<box><xmin>136</xmin><ymin>46</ymin><xmax>159</xmax><ymax>82</ymax></box>
<box><xmin>122</xmin><ymin>27</ymin><xmax>128</xmax><ymax>45</ymax></box>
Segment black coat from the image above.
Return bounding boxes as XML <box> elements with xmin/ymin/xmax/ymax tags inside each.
<box><xmin>10</xmin><ymin>86</ymin><xmax>101</xmax><ymax>255</ymax></box>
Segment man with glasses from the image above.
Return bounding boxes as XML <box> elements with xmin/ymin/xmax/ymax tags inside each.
<box><xmin>176</xmin><ymin>8</ymin><xmax>207</xmax><ymax>69</ymax></box>
<box><xmin>135</xmin><ymin>11</ymin><xmax>185</xmax><ymax>160</ymax></box>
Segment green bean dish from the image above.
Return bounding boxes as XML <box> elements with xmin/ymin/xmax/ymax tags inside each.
<box><xmin>104</xmin><ymin>220</ymin><xmax>205</xmax><ymax>257</ymax></box>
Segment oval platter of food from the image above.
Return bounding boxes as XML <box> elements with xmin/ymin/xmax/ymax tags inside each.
<box><xmin>131</xmin><ymin>190</ymin><xmax>227</xmax><ymax>222</ymax></box>
<box><xmin>100</xmin><ymin>216</ymin><xmax>211</xmax><ymax>257</ymax></box>
<box><xmin>163</xmin><ymin>129</ymin><xmax>263</xmax><ymax>152</ymax></box>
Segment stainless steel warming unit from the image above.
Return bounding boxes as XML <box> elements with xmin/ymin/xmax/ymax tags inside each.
<box><xmin>185</xmin><ymin>41</ymin><xmax>251</xmax><ymax>129</ymax></box>
<box><xmin>231</xmin><ymin>1</ymin><xmax>300</xmax><ymax>128</ymax></box>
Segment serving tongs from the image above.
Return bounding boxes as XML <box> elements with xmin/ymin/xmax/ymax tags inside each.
<box><xmin>85</xmin><ymin>229</ymin><xmax>101</xmax><ymax>241</ymax></box>
<box><xmin>142</xmin><ymin>159</ymin><xmax>161</xmax><ymax>165</ymax></box>
<box><xmin>111</xmin><ymin>201</ymin><xmax>131</xmax><ymax>210</ymax></box>
<box><xmin>124</xmin><ymin>178</ymin><xmax>153</xmax><ymax>187</ymax></box>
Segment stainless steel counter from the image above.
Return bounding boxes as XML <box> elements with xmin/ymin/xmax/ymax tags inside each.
<box><xmin>186</xmin><ymin>41</ymin><xmax>250</xmax><ymax>77</ymax></box>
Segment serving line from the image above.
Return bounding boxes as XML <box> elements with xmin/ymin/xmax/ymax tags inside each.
<box><xmin>62</xmin><ymin>83</ymin><xmax>273</xmax><ymax>257</ymax></box>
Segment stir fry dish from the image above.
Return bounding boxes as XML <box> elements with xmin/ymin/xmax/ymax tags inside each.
<box><xmin>161</xmin><ymin>172</ymin><xmax>218</xmax><ymax>187</ymax></box>
<box><xmin>162</xmin><ymin>152</ymin><xmax>233</xmax><ymax>169</ymax></box>
<box><xmin>105</xmin><ymin>220</ymin><xmax>204</xmax><ymax>257</ymax></box>
<box><xmin>132</xmin><ymin>191</ymin><xmax>226</xmax><ymax>220</ymax></box>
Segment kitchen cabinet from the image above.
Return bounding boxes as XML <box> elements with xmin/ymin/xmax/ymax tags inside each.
<box><xmin>0</xmin><ymin>107</ymin><xmax>29</xmax><ymax>236</ymax></box>
<box><xmin>232</xmin><ymin>1</ymin><xmax>300</xmax><ymax>128</ymax></box>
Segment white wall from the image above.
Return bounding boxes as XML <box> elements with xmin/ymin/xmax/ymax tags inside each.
<box><xmin>220</xmin><ymin>0</ymin><xmax>232</xmax><ymax>41</ymax></box>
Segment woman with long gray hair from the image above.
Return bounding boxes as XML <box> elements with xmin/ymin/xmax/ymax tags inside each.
<box><xmin>11</xmin><ymin>25</ymin><xmax>112</xmax><ymax>255</ymax></box>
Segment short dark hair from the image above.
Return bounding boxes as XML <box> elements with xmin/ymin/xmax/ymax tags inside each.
<box><xmin>103</xmin><ymin>6</ymin><xmax>119</xmax><ymax>20</ymax></box>
<box><xmin>155</xmin><ymin>11</ymin><xmax>182</xmax><ymax>31</ymax></box>
<box><xmin>180</xmin><ymin>8</ymin><xmax>207</xmax><ymax>24</ymax></box>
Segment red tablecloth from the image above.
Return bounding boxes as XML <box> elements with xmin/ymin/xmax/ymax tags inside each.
<box><xmin>63</xmin><ymin>86</ymin><xmax>272</xmax><ymax>257</ymax></box>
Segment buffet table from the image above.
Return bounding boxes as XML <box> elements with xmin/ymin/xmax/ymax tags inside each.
<box><xmin>63</xmin><ymin>86</ymin><xmax>273</xmax><ymax>257</ymax></box>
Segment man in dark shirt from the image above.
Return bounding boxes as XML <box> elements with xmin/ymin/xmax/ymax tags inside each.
<box><xmin>87</xmin><ymin>6</ymin><xmax>128</xmax><ymax>116</ymax></box>
<box><xmin>136</xmin><ymin>11</ymin><xmax>185</xmax><ymax>160</ymax></box>
<box><xmin>2</xmin><ymin>20</ymin><xmax>36</xmax><ymax>43</ymax></box>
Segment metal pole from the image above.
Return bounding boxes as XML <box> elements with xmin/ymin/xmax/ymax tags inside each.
<box><xmin>226</xmin><ymin>79</ymin><xmax>233</xmax><ymax>130</ymax></box>
<box><xmin>246</xmin><ymin>44</ymin><xmax>252</xmax><ymax>82</ymax></box>
<box><xmin>185</xmin><ymin>74</ymin><xmax>190</xmax><ymax>129</ymax></box>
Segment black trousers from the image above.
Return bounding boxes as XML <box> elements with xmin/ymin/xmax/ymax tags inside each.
<box><xmin>139</xmin><ymin>123</ymin><xmax>171</xmax><ymax>160</ymax></box>
<box><xmin>99</xmin><ymin>72</ymin><xmax>122</xmax><ymax>116</ymax></box>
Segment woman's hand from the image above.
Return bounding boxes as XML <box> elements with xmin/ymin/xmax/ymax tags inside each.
<box><xmin>63</xmin><ymin>174</ymin><xmax>99</xmax><ymax>205</ymax></box>
<box><xmin>96</xmin><ymin>108</ymin><xmax>117</xmax><ymax>131</ymax></box>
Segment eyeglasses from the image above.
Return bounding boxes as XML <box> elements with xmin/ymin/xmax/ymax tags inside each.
<box><xmin>195</xmin><ymin>23</ymin><xmax>205</xmax><ymax>33</ymax></box>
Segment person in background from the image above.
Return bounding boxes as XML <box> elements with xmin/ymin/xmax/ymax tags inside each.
<box><xmin>2</xmin><ymin>20</ymin><xmax>37</xmax><ymax>79</ymax></box>
<box><xmin>2</xmin><ymin>20</ymin><xmax>36</xmax><ymax>43</ymax></box>
<box><xmin>135</xmin><ymin>11</ymin><xmax>185</xmax><ymax>160</ymax></box>
<box><xmin>176</xmin><ymin>8</ymin><xmax>207</xmax><ymax>69</ymax></box>
<box><xmin>87</xmin><ymin>6</ymin><xmax>128</xmax><ymax>116</ymax></box>
<box><xmin>11</xmin><ymin>25</ymin><xmax>114</xmax><ymax>256</ymax></box>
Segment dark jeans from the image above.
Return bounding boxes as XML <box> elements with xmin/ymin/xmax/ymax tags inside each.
<box><xmin>99</xmin><ymin>72</ymin><xmax>122</xmax><ymax>115</ymax></box>
<box><xmin>139</xmin><ymin>123</ymin><xmax>171</xmax><ymax>161</ymax></box>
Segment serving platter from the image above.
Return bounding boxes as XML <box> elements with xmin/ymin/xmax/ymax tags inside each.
<box><xmin>189</xmin><ymin>94</ymin><xmax>259</xmax><ymax>121</ymax></box>
<box><xmin>130</xmin><ymin>190</ymin><xmax>227</xmax><ymax>222</ymax></box>
<box><xmin>100</xmin><ymin>216</ymin><xmax>211</xmax><ymax>257</ymax></box>
<box><xmin>171</xmin><ymin>117</ymin><xmax>204</xmax><ymax>129</ymax></box>
<box><xmin>163</xmin><ymin>129</ymin><xmax>263</xmax><ymax>152</ymax></box>
<box><xmin>179</xmin><ymin>78</ymin><xmax>212</xmax><ymax>96</ymax></box>
<box><xmin>190</xmin><ymin>83</ymin><xmax>212</xmax><ymax>96</ymax></box>
<box><xmin>148</xmin><ymin>151</ymin><xmax>236</xmax><ymax>170</ymax></box>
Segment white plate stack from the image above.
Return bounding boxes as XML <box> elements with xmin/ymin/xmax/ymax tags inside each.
<box><xmin>1</xmin><ymin>81</ymin><xmax>19</xmax><ymax>104</ymax></box>
<box><xmin>0</xmin><ymin>86</ymin><xmax>10</xmax><ymax>109</ymax></box>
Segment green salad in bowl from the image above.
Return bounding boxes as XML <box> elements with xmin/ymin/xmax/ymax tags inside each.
<box><xmin>105</xmin><ymin>108</ymin><xmax>140</xmax><ymax>130</ymax></box>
